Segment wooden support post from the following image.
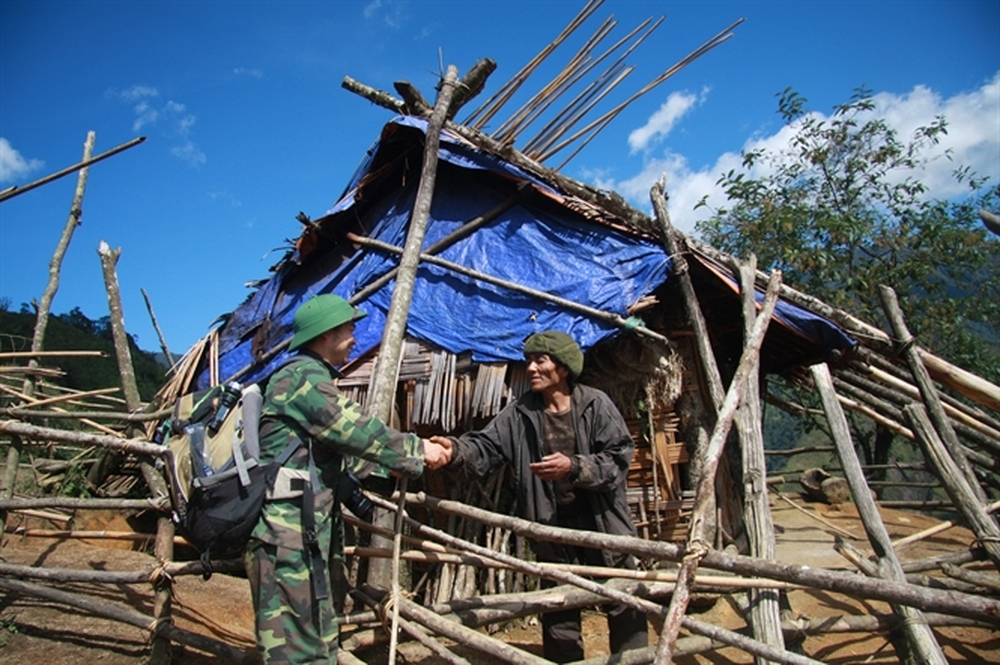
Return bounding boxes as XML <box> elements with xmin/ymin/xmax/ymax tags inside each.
<box><xmin>656</xmin><ymin>271</ymin><xmax>782</xmax><ymax>664</ymax></box>
<box><xmin>878</xmin><ymin>283</ymin><xmax>988</xmax><ymax>504</ymax></box>
<box><xmin>811</xmin><ymin>362</ymin><xmax>947</xmax><ymax>665</ymax></box>
<box><xmin>2</xmin><ymin>132</ymin><xmax>95</xmax><ymax>542</ymax></box>
<box><xmin>362</xmin><ymin>64</ymin><xmax>460</xmax><ymax>665</ymax></box>
<box><xmin>97</xmin><ymin>239</ymin><xmax>175</xmax><ymax>665</ymax></box>
<box><xmin>902</xmin><ymin>403</ymin><xmax>1000</xmax><ymax>569</ymax></box>
<box><xmin>735</xmin><ymin>257</ymin><xmax>785</xmax><ymax>664</ymax></box>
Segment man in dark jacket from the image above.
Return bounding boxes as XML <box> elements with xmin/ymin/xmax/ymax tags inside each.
<box><xmin>431</xmin><ymin>331</ymin><xmax>648</xmax><ymax>662</ymax></box>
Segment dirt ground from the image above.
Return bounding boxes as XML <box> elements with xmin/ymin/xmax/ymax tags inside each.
<box><xmin>0</xmin><ymin>497</ymin><xmax>997</xmax><ymax>664</ymax></box>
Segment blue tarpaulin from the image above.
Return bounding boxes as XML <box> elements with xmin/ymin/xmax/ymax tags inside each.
<box><xmin>196</xmin><ymin>117</ymin><xmax>854</xmax><ymax>390</ymax></box>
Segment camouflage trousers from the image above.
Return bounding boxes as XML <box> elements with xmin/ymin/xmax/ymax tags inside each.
<box><xmin>245</xmin><ymin>539</ymin><xmax>338</xmax><ymax>664</ymax></box>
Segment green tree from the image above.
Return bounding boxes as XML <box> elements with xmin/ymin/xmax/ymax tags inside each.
<box><xmin>697</xmin><ymin>87</ymin><xmax>1000</xmax><ymax>384</ymax></box>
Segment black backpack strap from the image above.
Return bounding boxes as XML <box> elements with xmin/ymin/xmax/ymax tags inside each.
<box><xmin>301</xmin><ymin>437</ymin><xmax>328</xmax><ymax>601</ymax></box>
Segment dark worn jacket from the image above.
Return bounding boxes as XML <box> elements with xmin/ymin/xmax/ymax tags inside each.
<box><xmin>449</xmin><ymin>383</ymin><xmax>636</xmax><ymax>566</ymax></box>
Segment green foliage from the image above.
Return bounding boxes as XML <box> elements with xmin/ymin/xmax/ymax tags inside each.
<box><xmin>0</xmin><ymin>308</ymin><xmax>165</xmax><ymax>401</ymax></box>
<box><xmin>697</xmin><ymin>87</ymin><xmax>1000</xmax><ymax>385</ymax></box>
<box><xmin>0</xmin><ymin>618</ymin><xmax>18</xmax><ymax>648</ymax></box>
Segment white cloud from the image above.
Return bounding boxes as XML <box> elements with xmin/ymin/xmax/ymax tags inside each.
<box><xmin>605</xmin><ymin>74</ymin><xmax>1000</xmax><ymax>236</ymax></box>
<box><xmin>363</xmin><ymin>0</ymin><xmax>382</xmax><ymax>19</ymax></box>
<box><xmin>233</xmin><ymin>67</ymin><xmax>263</xmax><ymax>79</ymax></box>
<box><xmin>113</xmin><ymin>86</ymin><xmax>205</xmax><ymax>164</ymax></box>
<box><xmin>0</xmin><ymin>138</ymin><xmax>44</xmax><ymax>184</ymax></box>
<box><xmin>628</xmin><ymin>89</ymin><xmax>705</xmax><ymax>153</ymax></box>
<box><xmin>132</xmin><ymin>100</ymin><xmax>158</xmax><ymax>132</ymax></box>
<box><xmin>120</xmin><ymin>85</ymin><xmax>159</xmax><ymax>102</ymax></box>
<box><xmin>363</xmin><ymin>0</ymin><xmax>406</xmax><ymax>28</ymax></box>
<box><xmin>172</xmin><ymin>141</ymin><xmax>206</xmax><ymax>167</ymax></box>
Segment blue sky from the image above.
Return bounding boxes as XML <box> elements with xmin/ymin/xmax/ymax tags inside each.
<box><xmin>2</xmin><ymin>0</ymin><xmax>998</xmax><ymax>358</ymax></box>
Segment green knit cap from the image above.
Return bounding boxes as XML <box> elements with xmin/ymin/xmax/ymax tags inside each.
<box><xmin>289</xmin><ymin>294</ymin><xmax>366</xmax><ymax>351</ymax></box>
<box><xmin>523</xmin><ymin>331</ymin><xmax>583</xmax><ymax>380</ymax></box>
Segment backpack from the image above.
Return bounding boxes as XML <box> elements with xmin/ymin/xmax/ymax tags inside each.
<box><xmin>158</xmin><ymin>377</ymin><xmax>304</xmax><ymax>576</ymax></box>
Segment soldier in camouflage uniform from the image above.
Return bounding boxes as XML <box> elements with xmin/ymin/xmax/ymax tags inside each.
<box><xmin>244</xmin><ymin>294</ymin><xmax>452</xmax><ymax>664</ymax></box>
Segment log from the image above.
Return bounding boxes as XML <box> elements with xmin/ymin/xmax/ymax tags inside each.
<box><xmin>347</xmin><ymin>183</ymin><xmax>531</xmax><ymax>305</ymax></box>
<box><xmin>736</xmin><ymin>257</ymin><xmax>785</xmax><ymax>663</ymax></box>
<box><xmin>900</xmin><ymin>547</ymin><xmax>985</xmax><ymax>574</ymax></box>
<box><xmin>346</xmin><ymin>233</ymin><xmax>669</xmax><ymax>345</ymax></box>
<box><xmin>941</xmin><ymin>563</ymin><xmax>1000</xmax><ymax>594</ymax></box>
<box><xmin>815</xmin><ymin>362</ymin><xmax>948</xmax><ymax>664</ymax></box>
<box><xmin>0</xmin><ymin>496</ymin><xmax>167</xmax><ymax>511</ymax></box>
<box><xmin>0</xmin><ymin>420</ymin><xmax>165</xmax><ymax>460</ymax></box>
<box><xmin>903</xmin><ymin>403</ymin><xmax>1000</xmax><ymax>570</ymax></box>
<box><xmin>409</xmin><ymin>492</ymin><xmax>1000</xmax><ymax>625</ymax></box>
<box><xmin>2</xmin><ymin>132</ymin><xmax>95</xmax><ymax>543</ymax></box>
<box><xmin>0</xmin><ymin>577</ymin><xmax>248</xmax><ymax>663</ymax></box>
<box><xmin>365</xmin><ymin>64</ymin><xmax>460</xmax><ymax>663</ymax></box>
<box><xmin>878</xmin><ymin>285</ymin><xmax>986</xmax><ymax>504</ymax></box>
<box><xmin>369</xmin><ymin>494</ymin><xmax>825</xmax><ymax>665</ymax></box>
<box><xmin>0</xmin><ymin>135</ymin><xmax>145</xmax><ymax>203</ymax></box>
<box><xmin>353</xmin><ymin>588</ymin><xmax>471</xmax><ymax>665</ymax></box>
<box><xmin>658</xmin><ymin>270</ymin><xmax>782</xmax><ymax>663</ymax></box>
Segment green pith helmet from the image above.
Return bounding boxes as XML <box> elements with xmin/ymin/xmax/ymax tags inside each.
<box><xmin>288</xmin><ymin>294</ymin><xmax>367</xmax><ymax>351</ymax></box>
<box><xmin>523</xmin><ymin>330</ymin><xmax>583</xmax><ymax>381</ymax></box>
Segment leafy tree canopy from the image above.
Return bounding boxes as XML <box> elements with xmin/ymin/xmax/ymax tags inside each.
<box><xmin>696</xmin><ymin>87</ymin><xmax>1000</xmax><ymax>384</ymax></box>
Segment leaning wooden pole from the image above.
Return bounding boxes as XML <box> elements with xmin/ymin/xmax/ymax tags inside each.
<box><xmin>810</xmin><ymin>362</ymin><xmax>947</xmax><ymax>664</ymax></box>
<box><xmin>410</xmin><ymin>492</ymin><xmax>1000</xmax><ymax>625</ymax></box>
<box><xmin>363</xmin><ymin>65</ymin><xmax>461</xmax><ymax>665</ymax></box>
<box><xmin>735</xmin><ymin>256</ymin><xmax>785</xmax><ymax>664</ymax></box>
<box><xmin>655</xmin><ymin>271</ymin><xmax>782</xmax><ymax>664</ymax></box>
<box><xmin>903</xmin><ymin>403</ymin><xmax>1000</xmax><ymax>570</ymax></box>
<box><xmin>2</xmin><ymin>131</ymin><xmax>95</xmax><ymax>542</ymax></box>
<box><xmin>877</xmin><ymin>285</ymin><xmax>988</xmax><ymax>504</ymax></box>
<box><xmin>141</xmin><ymin>288</ymin><xmax>175</xmax><ymax>368</ymax></box>
<box><xmin>98</xmin><ymin>240</ymin><xmax>175</xmax><ymax>665</ymax></box>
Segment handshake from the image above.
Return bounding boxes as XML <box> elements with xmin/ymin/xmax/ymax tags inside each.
<box><xmin>421</xmin><ymin>435</ymin><xmax>454</xmax><ymax>470</ymax></box>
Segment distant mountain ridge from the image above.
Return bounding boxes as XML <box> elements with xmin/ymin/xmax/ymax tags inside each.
<box><xmin>0</xmin><ymin>308</ymin><xmax>167</xmax><ymax>402</ymax></box>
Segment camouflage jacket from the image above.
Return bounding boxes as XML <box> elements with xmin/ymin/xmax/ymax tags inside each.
<box><xmin>250</xmin><ymin>351</ymin><xmax>424</xmax><ymax>551</ymax></box>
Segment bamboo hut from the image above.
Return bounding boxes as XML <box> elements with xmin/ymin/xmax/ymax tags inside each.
<box><xmin>2</xmin><ymin>2</ymin><xmax>1000</xmax><ymax>663</ymax></box>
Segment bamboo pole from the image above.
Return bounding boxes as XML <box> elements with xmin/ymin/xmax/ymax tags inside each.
<box><xmin>892</xmin><ymin>500</ymin><xmax>1000</xmax><ymax>551</ymax></box>
<box><xmin>3</xmin><ymin>408</ymin><xmax>171</xmax><ymax>422</ymax></box>
<box><xmin>811</xmin><ymin>362</ymin><xmax>947</xmax><ymax>664</ymax></box>
<box><xmin>0</xmin><ymin>350</ymin><xmax>105</xmax><ymax>359</ymax></box>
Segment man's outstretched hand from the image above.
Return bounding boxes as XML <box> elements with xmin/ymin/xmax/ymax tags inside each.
<box><xmin>422</xmin><ymin>436</ymin><xmax>453</xmax><ymax>470</ymax></box>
